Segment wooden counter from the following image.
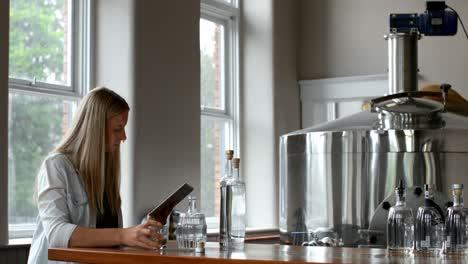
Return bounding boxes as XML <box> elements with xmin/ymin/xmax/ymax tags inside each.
<box><xmin>49</xmin><ymin>241</ymin><xmax>461</xmax><ymax>263</ymax></box>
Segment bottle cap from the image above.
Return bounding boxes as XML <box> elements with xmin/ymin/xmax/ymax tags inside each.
<box><xmin>452</xmin><ymin>183</ymin><xmax>464</xmax><ymax>196</ymax></box>
<box><xmin>232</xmin><ymin>158</ymin><xmax>240</xmax><ymax>168</ymax></box>
<box><xmin>195</xmin><ymin>241</ymin><xmax>205</xmax><ymax>253</ymax></box>
<box><xmin>225</xmin><ymin>150</ymin><xmax>234</xmax><ymax>159</ymax></box>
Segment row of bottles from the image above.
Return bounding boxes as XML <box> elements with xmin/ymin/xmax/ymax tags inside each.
<box><xmin>219</xmin><ymin>150</ymin><xmax>246</xmax><ymax>250</ymax></box>
<box><xmin>387</xmin><ymin>181</ymin><xmax>467</xmax><ymax>256</ymax></box>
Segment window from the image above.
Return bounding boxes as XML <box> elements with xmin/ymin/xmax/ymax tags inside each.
<box><xmin>8</xmin><ymin>0</ymin><xmax>91</xmax><ymax>239</ymax></box>
<box><xmin>200</xmin><ymin>0</ymin><xmax>239</xmax><ymax>230</ymax></box>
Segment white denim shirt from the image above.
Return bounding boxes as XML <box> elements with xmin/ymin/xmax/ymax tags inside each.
<box><xmin>28</xmin><ymin>153</ymin><xmax>122</xmax><ymax>264</ymax></box>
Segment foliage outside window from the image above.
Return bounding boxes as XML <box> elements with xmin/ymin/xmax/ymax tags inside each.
<box><xmin>8</xmin><ymin>0</ymin><xmax>88</xmax><ymax>239</ymax></box>
<box><xmin>9</xmin><ymin>0</ymin><xmax>72</xmax><ymax>85</ymax></box>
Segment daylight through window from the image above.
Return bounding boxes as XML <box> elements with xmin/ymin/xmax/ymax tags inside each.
<box><xmin>8</xmin><ymin>0</ymin><xmax>89</xmax><ymax>239</ymax></box>
<box><xmin>200</xmin><ymin>0</ymin><xmax>239</xmax><ymax>230</ymax></box>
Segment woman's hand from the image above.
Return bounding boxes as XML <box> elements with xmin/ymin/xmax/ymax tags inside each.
<box><xmin>118</xmin><ymin>219</ymin><xmax>163</xmax><ymax>249</ymax></box>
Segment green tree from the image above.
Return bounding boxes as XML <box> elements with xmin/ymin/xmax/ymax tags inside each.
<box><xmin>8</xmin><ymin>0</ymin><xmax>68</xmax><ymax>224</ymax></box>
<box><xmin>9</xmin><ymin>0</ymin><xmax>67</xmax><ymax>83</ymax></box>
<box><xmin>9</xmin><ymin>94</ymin><xmax>64</xmax><ymax>223</ymax></box>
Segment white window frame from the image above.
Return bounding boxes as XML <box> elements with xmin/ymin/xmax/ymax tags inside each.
<box><xmin>7</xmin><ymin>0</ymin><xmax>92</xmax><ymax>239</ymax></box>
<box><xmin>200</xmin><ymin>0</ymin><xmax>240</xmax><ymax>231</ymax></box>
<box><xmin>9</xmin><ymin>0</ymin><xmax>92</xmax><ymax>98</ymax></box>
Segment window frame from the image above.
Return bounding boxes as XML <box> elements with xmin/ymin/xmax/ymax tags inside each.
<box><xmin>200</xmin><ymin>0</ymin><xmax>240</xmax><ymax>231</ymax></box>
<box><xmin>7</xmin><ymin>0</ymin><xmax>92</xmax><ymax>239</ymax></box>
<box><xmin>8</xmin><ymin>0</ymin><xmax>92</xmax><ymax>98</ymax></box>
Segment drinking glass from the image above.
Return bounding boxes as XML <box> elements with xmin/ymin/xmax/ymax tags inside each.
<box><xmin>149</xmin><ymin>225</ymin><xmax>169</xmax><ymax>250</ymax></box>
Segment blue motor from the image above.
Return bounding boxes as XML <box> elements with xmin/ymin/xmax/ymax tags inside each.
<box><xmin>390</xmin><ymin>1</ymin><xmax>457</xmax><ymax>36</ymax></box>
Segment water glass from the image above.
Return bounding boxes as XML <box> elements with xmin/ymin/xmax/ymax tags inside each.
<box><xmin>149</xmin><ymin>225</ymin><xmax>169</xmax><ymax>250</ymax></box>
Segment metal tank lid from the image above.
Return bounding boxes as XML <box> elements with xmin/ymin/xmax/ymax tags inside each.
<box><xmin>373</xmin><ymin>97</ymin><xmax>443</xmax><ymax>115</ymax></box>
<box><xmin>371</xmin><ymin>95</ymin><xmax>445</xmax><ymax>130</ymax></box>
<box><xmin>281</xmin><ymin>91</ymin><xmax>468</xmax><ymax>153</ymax></box>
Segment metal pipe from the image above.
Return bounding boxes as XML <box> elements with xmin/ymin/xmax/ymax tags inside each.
<box><xmin>386</xmin><ymin>33</ymin><xmax>420</xmax><ymax>94</ymax></box>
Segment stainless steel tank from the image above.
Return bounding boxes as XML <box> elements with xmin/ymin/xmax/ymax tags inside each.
<box><xmin>279</xmin><ymin>33</ymin><xmax>468</xmax><ymax>247</ymax></box>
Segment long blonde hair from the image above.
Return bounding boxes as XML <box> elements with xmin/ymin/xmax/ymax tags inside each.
<box><xmin>55</xmin><ymin>87</ymin><xmax>129</xmax><ymax>215</ymax></box>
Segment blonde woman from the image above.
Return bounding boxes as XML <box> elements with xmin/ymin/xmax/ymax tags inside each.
<box><xmin>28</xmin><ymin>87</ymin><xmax>162</xmax><ymax>264</ymax></box>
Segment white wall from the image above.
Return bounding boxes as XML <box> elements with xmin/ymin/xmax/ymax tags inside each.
<box><xmin>242</xmin><ymin>0</ymin><xmax>300</xmax><ymax>229</ymax></box>
<box><xmin>299</xmin><ymin>0</ymin><xmax>468</xmax><ymax>98</ymax></box>
<box><xmin>242</xmin><ymin>0</ymin><xmax>276</xmax><ymax>229</ymax></box>
<box><xmin>273</xmin><ymin>0</ymin><xmax>300</xmax><ymax>227</ymax></box>
<box><xmin>95</xmin><ymin>0</ymin><xmax>137</xmax><ymax>226</ymax></box>
<box><xmin>132</xmin><ymin>0</ymin><xmax>200</xmax><ymax>225</ymax></box>
<box><xmin>0</xmin><ymin>0</ymin><xmax>9</xmax><ymax>245</ymax></box>
<box><xmin>95</xmin><ymin>0</ymin><xmax>200</xmax><ymax>226</ymax></box>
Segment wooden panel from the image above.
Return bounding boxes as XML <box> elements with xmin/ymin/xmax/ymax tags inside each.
<box><xmin>0</xmin><ymin>250</ymin><xmax>6</xmax><ymax>263</ymax></box>
<box><xmin>7</xmin><ymin>249</ymin><xmax>17</xmax><ymax>264</ymax></box>
<box><xmin>0</xmin><ymin>246</ymin><xmax>30</xmax><ymax>264</ymax></box>
<box><xmin>49</xmin><ymin>241</ymin><xmax>455</xmax><ymax>264</ymax></box>
<box><xmin>16</xmin><ymin>247</ymin><xmax>29</xmax><ymax>264</ymax></box>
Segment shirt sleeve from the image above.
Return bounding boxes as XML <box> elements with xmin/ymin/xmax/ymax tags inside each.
<box><xmin>36</xmin><ymin>155</ymin><xmax>78</xmax><ymax>248</ymax></box>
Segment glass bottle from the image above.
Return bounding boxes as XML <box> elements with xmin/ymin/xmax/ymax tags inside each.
<box><xmin>415</xmin><ymin>184</ymin><xmax>444</xmax><ymax>256</ymax></box>
<box><xmin>176</xmin><ymin>196</ymin><xmax>207</xmax><ymax>250</ymax></box>
<box><xmin>229</xmin><ymin>158</ymin><xmax>246</xmax><ymax>248</ymax></box>
<box><xmin>176</xmin><ymin>212</ymin><xmax>186</xmax><ymax>249</ymax></box>
<box><xmin>387</xmin><ymin>179</ymin><xmax>414</xmax><ymax>254</ymax></box>
<box><xmin>444</xmin><ymin>184</ymin><xmax>468</xmax><ymax>256</ymax></box>
<box><xmin>219</xmin><ymin>150</ymin><xmax>234</xmax><ymax>249</ymax></box>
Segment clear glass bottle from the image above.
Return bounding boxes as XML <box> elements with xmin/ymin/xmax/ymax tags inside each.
<box><xmin>219</xmin><ymin>155</ymin><xmax>246</xmax><ymax>250</ymax></box>
<box><xmin>387</xmin><ymin>180</ymin><xmax>414</xmax><ymax>254</ymax></box>
<box><xmin>176</xmin><ymin>196</ymin><xmax>207</xmax><ymax>250</ymax></box>
<box><xmin>219</xmin><ymin>150</ymin><xmax>234</xmax><ymax>248</ymax></box>
<box><xmin>415</xmin><ymin>184</ymin><xmax>444</xmax><ymax>256</ymax></box>
<box><xmin>230</xmin><ymin>158</ymin><xmax>246</xmax><ymax>248</ymax></box>
<box><xmin>444</xmin><ymin>184</ymin><xmax>468</xmax><ymax>256</ymax></box>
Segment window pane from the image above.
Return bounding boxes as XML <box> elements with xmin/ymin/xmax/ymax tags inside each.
<box><xmin>200</xmin><ymin>19</ymin><xmax>225</xmax><ymax>111</ymax></box>
<box><xmin>9</xmin><ymin>0</ymin><xmax>72</xmax><ymax>85</ymax></box>
<box><xmin>214</xmin><ymin>0</ymin><xmax>234</xmax><ymax>5</ymax></box>
<box><xmin>200</xmin><ymin>116</ymin><xmax>231</xmax><ymax>218</ymax></box>
<box><xmin>8</xmin><ymin>91</ymin><xmax>76</xmax><ymax>226</ymax></box>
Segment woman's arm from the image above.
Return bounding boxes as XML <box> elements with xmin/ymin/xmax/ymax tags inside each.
<box><xmin>68</xmin><ymin>219</ymin><xmax>162</xmax><ymax>249</ymax></box>
<box><xmin>36</xmin><ymin>155</ymin><xmax>163</xmax><ymax>249</ymax></box>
